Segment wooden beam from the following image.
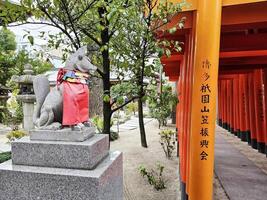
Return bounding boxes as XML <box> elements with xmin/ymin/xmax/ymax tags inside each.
<box><xmin>220</xmin><ymin>33</ymin><xmax>267</xmax><ymax>52</ymax></box>
<box><xmin>220</xmin><ymin>50</ymin><xmax>267</xmax><ymax>58</ymax></box>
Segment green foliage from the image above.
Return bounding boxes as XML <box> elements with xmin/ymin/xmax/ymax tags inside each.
<box><xmin>6</xmin><ymin>130</ymin><xmax>27</xmax><ymax>142</ymax></box>
<box><xmin>0</xmin><ymin>28</ymin><xmax>16</xmax><ymax>52</ymax></box>
<box><xmin>0</xmin><ymin>28</ymin><xmax>52</xmax><ymax>86</ymax></box>
<box><xmin>91</xmin><ymin>115</ymin><xmax>118</xmax><ymax>140</ymax></box>
<box><xmin>0</xmin><ymin>152</ymin><xmax>11</xmax><ymax>164</ymax></box>
<box><xmin>3</xmin><ymin>90</ymin><xmax>23</xmax><ymax>127</ymax></box>
<box><xmin>159</xmin><ymin>129</ymin><xmax>176</xmax><ymax>158</ymax></box>
<box><xmin>139</xmin><ymin>163</ymin><xmax>166</xmax><ymax>191</ymax></box>
<box><xmin>0</xmin><ymin>0</ymin><xmax>185</xmax><ymax>136</ymax></box>
<box><xmin>111</xmin><ymin>82</ymin><xmax>139</xmax><ymax>106</ymax></box>
<box><xmin>148</xmin><ymin>85</ymin><xmax>178</xmax><ymax>128</ymax></box>
<box><xmin>92</xmin><ymin>115</ymin><xmax>114</xmax><ymax>133</ymax></box>
<box><xmin>91</xmin><ymin>115</ymin><xmax>104</xmax><ymax>133</ymax></box>
<box><xmin>110</xmin><ymin>130</ymin><xmax>119</xmax><ymax>141</ymax></box>
<box><xmin>11</xmin><ymin>51</ymin><xmax>52</xmax><ymax>76</ymax></box>
<box><xmin>126</xmin><ymin>102</ymin><xmax>138</xmax><ymax>116</ymax></box>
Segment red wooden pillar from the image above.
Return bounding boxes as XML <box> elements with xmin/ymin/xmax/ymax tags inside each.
<box><xmin>217</xmin><ymin>80</ymin><xmax>222</xmax><ymax>126</ymax></box>
<box><xmin>233</xmin><ymin>77</ymin><xmax>238</xmax><ymax>135</ymax></box>
<box><xmin>186</xmin><ymin>30</ymin><xmax>195</xmax><ymax>198</ymax></box>
<box><xmin>263</xmin><ymin>68</ymin><xmax>267</xmax><ymax>156</ymax></box>
<box><xmin>226</xmin><ymin>80</ymin><xmax>230</xmax><ymax>131</ymax></box>
<box><xmin>177</xmin><ymin>78</ymin><xmax>181</xmax><ymax>155</ymax></box>
<box><xmin>243</xmin><ymin>74</ymin><xmax>251</xmax><ymax>143</ymax></box>
<box><xmin>230</xmin><ymin>79</ymin><xmax>235</xmax><ymax>134</ymax></box>
<box><xmin>234</xmin><ymin>76</ymin><xmax>241</xmax><ymax>136</ymax></box>
<box><xmin>253</xmin><ymin>69</ymin><xmax>265</xmax><ymax>153</ymax></box>
<box><xmin>182</xmin><ymin>34</ymin><xmax>190</xmax><ymax>199</ymax></box>
<box><xmin>238</xmin><ymin>75</ymin><xmax>246</xmax><ymax>139</ymax></box>
<box><xmin>222</xmin><ymin>80</ymin><xmax>227</xmax><ymax>129</ymax></box>
<box><xmin>248</xmin><ymin>73</ymin><xmax>257</xmax><ymax>147</ymax></box>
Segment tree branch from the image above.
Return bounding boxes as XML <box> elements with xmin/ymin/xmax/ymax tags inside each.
<box><xmin>60</xmin><ymin>0</ymin><xmax>81</xmax><ymax>48</ymax></box>
<box><xmin>7</xmin><ymin>21</ymin><xmax>56</xmax><ymax>27</ymax></box>
<box><xmin>111</xmin><ymin>95</ymin><xmax>141</xmax><ymax>113</ymax></box>
<box><xmin>37</xmin><ymin>1</ymin><xmax>79</xmax><ymax>49</ymax></box>
<box><xmin>79</xmin><ymin>27</ymin><xmax>102</xmax><ymax>46</ymax></box>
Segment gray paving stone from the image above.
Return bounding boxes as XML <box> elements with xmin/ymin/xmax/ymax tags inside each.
<box><xmin>12</xmin><ymin>134</ymin><xmax>109</xmax><ymax>169</ymax></box>
<box><xmin>215</xmin><ymin>133</ymin><xmax>267</xmax><ymax>200</ymax></box>
<box><xmin>0</xmin><ymin>151</ymin><xmax>123</xmax><ymax>200</ymax></box>
<box><xmin>0</xmin><ymin>144</ymin><xmax>11</xmax><ymax>153</ymax></box>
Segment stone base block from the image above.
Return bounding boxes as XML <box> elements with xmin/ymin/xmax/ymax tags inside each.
<box><xmin>0</xmin><ymin>151</ymin><xmax>123</xmax><ymax>200</ymax></box>
<box><xmin>30</xmin><ymin>127</ymin><xmax>95</xmax><ymax>142</ymax></box>
<box><xmin>12</xmin><ymin>134</ymin><xmax>109</xmax><ymax>169</ymax></box>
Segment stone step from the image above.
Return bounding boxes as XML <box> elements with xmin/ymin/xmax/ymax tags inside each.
<box><xmin>0</xmin><ymin>151</ymin><xmax>123</xmax><ymax>200</ymax></box>
<box><xmin>30</xmin><ymin>127</ymin><xmax>96</xmax><ymax>142</ymax></box>
<box><xmin>11</xmin><ymin>134</ymin><xmax>109</xmax><ymax>170</ymax></box>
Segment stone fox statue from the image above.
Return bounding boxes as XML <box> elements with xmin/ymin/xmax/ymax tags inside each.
<box><xmin>33</xmin><ymin>46</ymin><xmax>97</xmax><ymax>130</ymax></box>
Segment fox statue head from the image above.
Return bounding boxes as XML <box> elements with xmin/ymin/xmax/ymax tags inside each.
<box><xmin>64</xmin><ymin>46</ymin><xmax>98</xmax><ymax>74</ymax></box>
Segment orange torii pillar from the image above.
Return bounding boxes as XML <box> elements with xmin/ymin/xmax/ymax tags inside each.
<box><xmin>264</xmin><ymin>68</ymin><xmax>267</xmax><ymax>156</ymax></box>
<box><xmin>253</xmin><ymin>69</ymin><xmax>265</xmax><ymax>153</ymax></box>
<box><xmin>239</xmin><ymin>74</ymin><xmax>248</xmax><ymax>142</ymax></box>
<box><xmin>229</xmin><ymin>79</ymin><xmax>235</xmax><ymax>134</ymax></box>
<box><xmin>217</xmin><ymin>80</ymin><xmax>222</xmax><ymax>126</ymax></box>
<box><xmin>234</xmin><ymin>75</ymin><xmax>240</xmax><ymax>136</ymax></box>
<box><xmin>248</xmin><ymin>72</ymin><xmax>257</xmax><ymax>148</ymax></box>
<box><xmin>188</xmin><ymin>1</ymin><xmax>222</xmax><ymax>200</ymax></box>
<box><xmin>243</xmin><ymin>74</ymin><xmax>251</xmax><ymax>144</ymax></box>
<box><xmin>222</xmin><ymin>80</ymin><xmax>227</xmax><ymax>129</ymax></box>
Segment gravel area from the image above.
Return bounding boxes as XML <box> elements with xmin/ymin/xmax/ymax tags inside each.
<box><xmin>110</xmin><ymin>119</ymin><xmax>229</xmax><ymax>200</ymax></box>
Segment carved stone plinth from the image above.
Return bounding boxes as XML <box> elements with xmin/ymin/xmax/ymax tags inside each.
<box><xmin>0</xmin><ymin>129</ymin><xmax>123</xmax><ymax>200</ymax></box>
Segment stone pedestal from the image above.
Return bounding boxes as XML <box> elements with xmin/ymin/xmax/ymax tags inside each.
<box><xmin>0</xmin><ymin>130</ymin><xmax>123</xmax><ymax>200</ymax></box>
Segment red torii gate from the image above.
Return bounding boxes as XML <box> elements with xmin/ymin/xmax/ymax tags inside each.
<box><xmin>160</xmin><ymin>1</ymin><xmax>267</xmax><ymax>200</ymax></box>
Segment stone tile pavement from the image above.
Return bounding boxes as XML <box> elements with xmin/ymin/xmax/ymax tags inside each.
<box><xmin>215</xmin><ymin>126</ymin><xmax>267</xmax><ymax>200</ymax></box>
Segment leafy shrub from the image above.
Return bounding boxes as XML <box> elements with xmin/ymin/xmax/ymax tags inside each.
<box><xmin>148</xmin><ymin>85</ymin><xmax>178</xmax><ymax>128</ymax></box>
<box><xmin>6</xmin><ymin>130</ymin><xmax>27</xmax><ymax>142</ymax></box>
<box><xmin>91</xmin><ymin>116</ymin><xmax>119</xmax><ymax>140</ymax></box>
<box><xmin>139</xmin><ymin>163</ymin><xmax>166</xmax><ymax>191</ymax></box>
<box><xmin>91</xmin><ymin>115</ymin><xmax>104</xmax><ymax>133</ymax></box>
<box><xmin>159</xmin><ymin>129</ymin><xmax>176</xmax><ymax>158</ymax></box>
<box><xmin>110</xmin><ymin>131</ymin><xmax>119</xmax><ymax>141</ymax></box>
<box><xmin>0</xmin><ymin>152</ymin><xmax>11</xmax><ymax>164</ymax></box>
<box><xmin>126</xmin><ymin>102</ymin><xmax>138</xmax><ymax>116</ymax></box>
<box><xmin>3</xmin><ymin>90</ymin><xmax>23</xmax><ymax>128</ymax></box>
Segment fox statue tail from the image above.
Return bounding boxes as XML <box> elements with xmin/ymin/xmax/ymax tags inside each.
<box><xmin>33</xmin><ymin>75</ymin><xmax>50</xmax><ymax>127</ymax></box>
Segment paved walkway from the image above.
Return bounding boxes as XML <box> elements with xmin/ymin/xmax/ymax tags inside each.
<box><xmin>111</xmin><ymin>117</ymin><xmax>153</xmax><ymax>131</ymax></box>
<box><xmin>0</xmin><ymin>126</ymin><xmax>10</xmax><ymax>153</ymax></box>
<box><xmin>215</xmin><ymin>126</ymin><xmax>267</xmax><ymax>200</ymax></box>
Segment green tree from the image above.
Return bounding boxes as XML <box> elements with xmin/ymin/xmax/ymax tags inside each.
<box><xmin>0</xmin><ymin>28</ymin><xmax>16</xmax><ymax>51</ymax></box>
<box><xmin>1</xmin><ymin>0</ymin><xmax>184</xmax><ymax>146</ymax></box>
<box><xmin>0</xmin><ymin>28</ymin><xmax>16</xmax><ymax>85</ymax></box>
<box><xmin>112</xmin><ymin>0</ymin><xmax>185</xmax><ymax>147</ymax></box>
<box><xmin>1</xmin><ymin>0</ymin><xmax>139</xmax><ymax>138</ymax></box>
<box><xmin>0</xmin><ymin>28</ymin><xmax>51</xmax><ymax>86</ymax></box>
<box><xmin>148</xmin><ymin>84</ymin><xmax>178</xmax><ymax>128</ymax></box>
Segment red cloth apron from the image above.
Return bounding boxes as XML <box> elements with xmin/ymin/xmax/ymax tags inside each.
<box><xmin>57</xmin><ymin>69</ymin><xmax>89</xmax><ymax>126</ymax></box>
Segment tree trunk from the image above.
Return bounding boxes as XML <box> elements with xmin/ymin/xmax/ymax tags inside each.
<box><xmin>99</xmin><ymin>4</ymin><xmax>111</xmax><ymax>140</ymax></box>
<box><xmin>138</xmin><ymin>98</ymin><xmax>148</xmax><ymax>148</ymax></box>
<box><xmin>101</xmin><ymin>53</ymin><xmax>111</xmax><ymax>138</ymax></box>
